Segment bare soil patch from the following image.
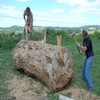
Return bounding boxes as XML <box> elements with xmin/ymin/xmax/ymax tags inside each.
<box><xmin>8</xmin><ymin>75</ymin><xmax>100</xmax><ymax>100</ymax></box>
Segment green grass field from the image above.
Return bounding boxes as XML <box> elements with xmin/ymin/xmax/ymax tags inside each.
<box><xmin>0</xmin><ymin>29</ymin><xmax>100</xmax><ymax>100</ymax></box>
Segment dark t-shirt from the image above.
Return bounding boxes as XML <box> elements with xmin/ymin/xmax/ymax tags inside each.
<box><xmin>83</xmin><ymin>37</ymin><xmax>94</xmax><ymax>58</ymax></box>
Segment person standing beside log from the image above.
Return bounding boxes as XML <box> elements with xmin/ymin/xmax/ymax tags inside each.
<box><xmin>22</xmin><ymin>7</ymin><xmax>33</xmax><ymax>40</ymax></box>
<box><xmin>76</xmin><ymin>30</ymin><xmax>94</xmax><ymax>91</ymax></box>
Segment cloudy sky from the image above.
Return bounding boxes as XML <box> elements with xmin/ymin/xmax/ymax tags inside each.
<box><xmin>0</xmin><ymin>0</ymin><xmax>100</xmax><ymax>27</ymax></box>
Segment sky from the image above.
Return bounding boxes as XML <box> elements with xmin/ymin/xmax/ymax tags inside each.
<box><xmin>0</xmin><ymin>0</ymin><xmax>100</xmax><ymax>27</ymax></box>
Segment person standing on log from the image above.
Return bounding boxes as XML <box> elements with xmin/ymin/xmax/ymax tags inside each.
<box><xmin>22</xmin><ymin>7</ymin><xmax>33</xmax><ymax>40</ymax></box>
<box><xmin>76</xmin><ymin>30</ymin><xmax>94</xmax><ymax>91</ymax></box>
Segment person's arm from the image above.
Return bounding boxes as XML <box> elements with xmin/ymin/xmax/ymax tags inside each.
<box><xmin>79</xmin><ymin>46</ymin><xmax>87</xmax><ymax>52</ymax></box>
<box><xmin>30</xmin><ymin>11</ymin><xmax>33</xmax><ymax>22</ymax></box>
<box><xmin>76</xmin><ymin>43</ymin><xmax>87</xmax><ymax>52</ymax></box>
<box><xmin>30</xmin><ymin>11</ymin><xmax>33</xmax><ymax>30</ymax></box>
<box><xmin>77</xmin><ymin>38</ymin><xmax>90</xmax><ymax>52</ymax></box>
<box><xmin>23</xmin><ymin>10</ymin><xmax>26</xmax><ymax>22</ymax></box>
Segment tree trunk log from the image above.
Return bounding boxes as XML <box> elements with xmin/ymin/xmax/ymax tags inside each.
<box><xmin>12</xmin><ymin>40</ymin><xmax>74</xmax><ymax>92</ymax></box>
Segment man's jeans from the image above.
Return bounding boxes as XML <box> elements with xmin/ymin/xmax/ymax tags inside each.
<box><xmin>82</xmin><ymin>56</ymin><xmax>94</xmax><ymax>89</ymax></box>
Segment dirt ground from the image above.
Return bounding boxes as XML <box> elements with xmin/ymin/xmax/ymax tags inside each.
<box><xmin>7</xmin><ymin>74</ymin><xmax>100</xmax><ymax>100</ymax></box>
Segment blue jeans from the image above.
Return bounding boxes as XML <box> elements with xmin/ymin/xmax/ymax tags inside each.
<box><xmin>82</xmin><ymin>56</ymin><xmax>94</xmax><ymax>89</ymax></box>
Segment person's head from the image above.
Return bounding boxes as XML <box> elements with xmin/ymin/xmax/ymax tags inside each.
<box><xmin>82</xmin><ymin>30</ymin><xmax>88</xmax><ymax>40</ymax></box>
<box><xmin>26</xmin><ymin>7</ymin><xmax>30</xmax><ymax>15</ymax></box>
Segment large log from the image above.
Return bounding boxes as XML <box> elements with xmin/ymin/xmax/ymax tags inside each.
<box><xmin>12</xmin><ymin>39</ymin><xmax>74</xmax><ymax>92</ymax></box>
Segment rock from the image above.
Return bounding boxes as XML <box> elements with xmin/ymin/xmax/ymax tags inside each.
<box><xmin>12</xmin><ymin>40</ymin><xmax>74</xmax><ymax>92</ymax></box>
<box><xmin>59</xmin><ymin>95</ymin><xmax>74</xmax><ymax>100</ymax></box>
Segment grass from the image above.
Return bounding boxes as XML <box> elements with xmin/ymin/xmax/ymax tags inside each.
<box><xmin>0</xmin><ymin>49</ymin><xmax>26</xmax><ymax>100</ymax></box>
<box><xmin>0</xmin><ymin>49</ymin><xmax>12</xmax><ymax>100</ymax></box>
<box><xmin>47</xmin><ymin>91</ymin><xmax>59</xmax><ymax>100</ymax></box>
<box><xmin>0</xmin><ymin>30</ymin><xmax>100</xmax><ymax>99</ymax></box>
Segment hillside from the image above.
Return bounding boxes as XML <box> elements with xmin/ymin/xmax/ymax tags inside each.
<box><xmin>0</xmin><ymin>25</ymin><xmax>100</xmax><ymax>32</ymax></box>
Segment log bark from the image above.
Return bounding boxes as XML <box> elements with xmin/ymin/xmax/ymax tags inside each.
<box><xmin>12</xmin><ymin>40</ymin><xmax>74</xmax><ymax>92</ymax></box>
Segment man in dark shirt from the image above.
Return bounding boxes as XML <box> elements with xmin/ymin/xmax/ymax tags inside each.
<box><xmin>77</xmin><ymin>30</ymin><xmax>94</xmax><ymax>91</ymax></box>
